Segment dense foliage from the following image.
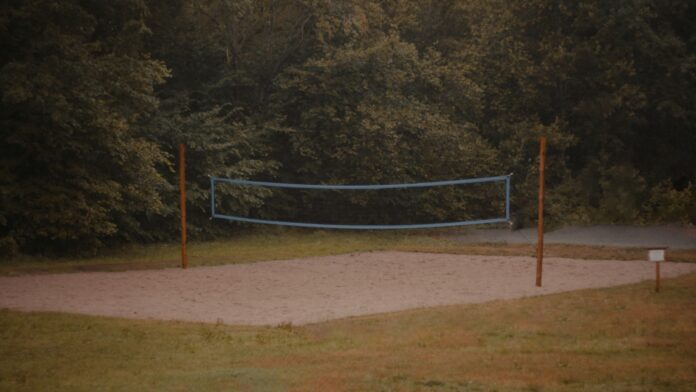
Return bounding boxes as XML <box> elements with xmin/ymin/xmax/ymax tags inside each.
<box><xmin>1</xmin><ymin>0</ymin><xmax>694</xmax><ymax>255</ymax></box>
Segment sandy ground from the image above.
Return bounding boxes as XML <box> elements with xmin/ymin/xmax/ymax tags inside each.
<box><xmin>453</xmin><ymin>224</ymin><xmax>696</xmax><ymax>249</ymax></box>
<box><xmin>1</xmin><ymin>251</ymin><xmax>695</xmax><ymax>326</ymax></box>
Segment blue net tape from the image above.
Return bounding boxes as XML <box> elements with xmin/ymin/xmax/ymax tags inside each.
<box><xmin>212</xmin><ymin>175</ymin><xmax>509</xmax><ymax>190</ymax></box>
<box><xmin>211</xmin><ymin>175</ymin><xmax>512</xmax><ymax>230</ymax></box>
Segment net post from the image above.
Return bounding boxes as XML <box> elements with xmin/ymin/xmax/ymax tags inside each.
<box><xmin>179</xmin><ymin>144</ymin><xmax>188</xmax><ymax>269</ymax></box>
<box><xmin>505</xmin><ymin>175</ymin><xmax>511</xmax><ymax>221</ymax></box>
<box><xmin>536</xmin><ymin>136</ymin><xmax>547</xmax><ymax>287</ymax></box>
<box><xmin>210</xmin><ymin>177</ymin><xmax>216</xmax><ymax>218</ymax></box>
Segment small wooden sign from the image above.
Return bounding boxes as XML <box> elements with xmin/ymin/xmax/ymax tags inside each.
<box><xmin>648</xmin><ymin>249</ymin><xmax>665</xmax><ymax>262</ymax></box>
<box><xmin>647</xmin><ymin>247</ymin><xmax>667</xmax><ymax>292</ymax></box>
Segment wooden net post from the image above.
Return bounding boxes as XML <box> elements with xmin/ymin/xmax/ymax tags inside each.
<box><xmin>536</xmin><ymin>136</ymin><xmax>546</xmax><ymax>287</ymax></box>
<box><xmin>179</xmin><ymin>144</ymin><xmax>188</xmax><ymax>269</ymax></box>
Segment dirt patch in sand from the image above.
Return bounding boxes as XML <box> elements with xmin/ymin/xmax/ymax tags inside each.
<box><xmin>1</xmin><ymin>252</ymin><xmax>695</xmax><ymax>326</ymax></box>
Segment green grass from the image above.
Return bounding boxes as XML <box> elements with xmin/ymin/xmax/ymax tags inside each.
<box><xmin>1</xmin><ymin>273</ymin><xmax>695</xmax><ymax>391</ymax></box>
<box><xmin>1</xmin><ymin>230</ymin><xmax>696</xmax><ymax>390</ymax></box>
<box><xmin>2</xmin><ymin>229</ymin><xmax>694</xmax><ymax>276</ymax></box>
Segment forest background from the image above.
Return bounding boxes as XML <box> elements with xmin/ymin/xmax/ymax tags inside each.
<box><xmin>1</xmin><ymin>0</ymin><xmax>695</xmax><ymax>256</ymax></box>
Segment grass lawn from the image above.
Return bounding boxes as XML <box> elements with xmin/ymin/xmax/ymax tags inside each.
<box><xmin>1</xmin><ymin>273</ymin><xmax>695</xmax><ymax>391</ymax></box>
<box><xmin>1</xmin><ymin>230</ymin><xmax>695</xmax><ymax>390</ymax></box>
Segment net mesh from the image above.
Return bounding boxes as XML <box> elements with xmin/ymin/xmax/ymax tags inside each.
<box><xmin>211</xmin><ymin>175</ymin><xmax>511</xmax><ymax>229</ymax></box>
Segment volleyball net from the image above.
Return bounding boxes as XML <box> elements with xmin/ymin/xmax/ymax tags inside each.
<box><xmin>210</xmin><ymin>174</ymin><xmax>512</xmax><ymax>230</ymax></box>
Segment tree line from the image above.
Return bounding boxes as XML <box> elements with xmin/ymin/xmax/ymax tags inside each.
<box><xmin>1</xmin><ymin>0</ymin><xmax>695</xmax><ymax>256</ymax></box>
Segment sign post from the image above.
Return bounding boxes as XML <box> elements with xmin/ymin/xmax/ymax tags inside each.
<box><xmin>648</xmin><ymin>248</ymin><xmax>666</xmax><ymax>292</ymax></box>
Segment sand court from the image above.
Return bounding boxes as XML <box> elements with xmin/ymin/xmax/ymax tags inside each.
<box><xmin>1</xmin><ymin>251</ymin><xmax>695</xmax><ymax>326</ymax></box>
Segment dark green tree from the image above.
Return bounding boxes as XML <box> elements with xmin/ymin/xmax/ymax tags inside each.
<box><xmin>267</xmin><ymin>3</ymin><xmax>501</xmax><ymax>224</ymax></box>
<box><xmin>143</xmin><ymin>0</ymin><xmax>312</xmax><ymax>236</ymax></box>
<box><xmin>434</xmin><ymin>0</ymin><xmax>696</xmax><ymax>224</ymax></box>
<box><xmin>0</xmin><ymin>0</ymin><xmax>170</xmax><ymax>253</ymax></box>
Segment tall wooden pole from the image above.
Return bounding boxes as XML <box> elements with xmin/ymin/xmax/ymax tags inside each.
<box><xmin>179</xmin><ymin>144</ymin><xmax>188</xmax><ymax>269</ymax></box>
<box><xmin>536</xmin><ymin>136</ymin><xmax>546</xmax><ymax>287</ymax></box>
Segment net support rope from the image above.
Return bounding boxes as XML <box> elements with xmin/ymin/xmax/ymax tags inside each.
<box><xmin>210</xmin><ymin>174</ymin><xmax>512</xmax><ymax>230</ymax></box>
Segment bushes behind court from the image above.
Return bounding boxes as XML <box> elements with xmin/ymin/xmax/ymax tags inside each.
<box><xmin>1</xmin><ymin>0</ymin><xmax>695</xmax><ymax>256</ymax></box>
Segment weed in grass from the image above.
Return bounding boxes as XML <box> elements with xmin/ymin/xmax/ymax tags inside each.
<box><xmin>418</xmin><ymin>379</ymin><xmax>445</xmax><ymax>387</ymax></box>
<box><xmin>276</xmin><ymin>321</ymin><xmax>295</xmax><ymax>333</ymax></box>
